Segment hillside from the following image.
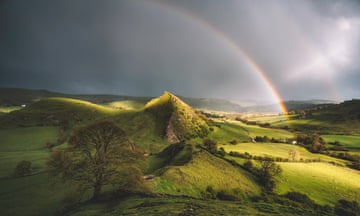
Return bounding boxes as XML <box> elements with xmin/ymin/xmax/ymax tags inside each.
<box><xmin>269</xmin><ymin>99</ymin><xmax>360</xmax><ymax>135</ymax></box>
<box><xmin>0</xmin><ymin>97</ymin><xmax>118</xmax><ymax>129</ymax></box>
<box><xmin>145</xmin><ymin>92</ymin><xmax>210</xmax><ymax>143</ymax></box>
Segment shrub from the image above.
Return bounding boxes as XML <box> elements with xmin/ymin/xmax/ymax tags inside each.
<box><xmin>14</xmin><ymin>160</ymin><xmax>32</xmax><ymax>177</ymax></box>
<box><xmin>216</xmin><ymin>189</ymin><xmax>244</xmax><ymax>201</ymax></box>
<box><xmin>243</xmin><ymin>160</ymin><xmax>253</xmax><ymax>171</ymax></box>
<box><xmin>201</xmin><ymin>186</ymin><xmax>217</xmax><ymax>199</ymax></box>
<box><xmin>283</xmin><ymin>192</ymin><xmax>316</xmax><ymax>208</ymax></box>
<box><xmin>334</xmin><ymin>199</ymin><xmax>360</xmax><ymax>216</ymax></box>
<box><xmin>203</xmin><ymin>139</ymin><xmax>217</xmax><ymax>153</ymax></box>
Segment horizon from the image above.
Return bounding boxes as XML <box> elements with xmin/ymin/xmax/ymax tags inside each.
<box><xmin>0</xmin><ymin>86</ymin><xmax>350</xmax><ymax>105</ymax></box>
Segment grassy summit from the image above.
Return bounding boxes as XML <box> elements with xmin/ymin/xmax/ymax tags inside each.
<box><xmin>145</xmin><ymin>91</ymin><xmax>210</xmax><ymax>142</ymax></box>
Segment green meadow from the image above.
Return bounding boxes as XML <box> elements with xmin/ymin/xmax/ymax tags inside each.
<box><xmin>275</xmin><ymin>163</ymin><xmax>360</xmax><ymax>205</ymax></box>
<box><xmin>322</xmin><ymin>135</ymin><xmax>360</xmax><ymax>150</ymax></box>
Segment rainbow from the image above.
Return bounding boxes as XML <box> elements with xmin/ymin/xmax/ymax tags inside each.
<box><xmin>146</xmin><ymin>0</ymin><xmax>288</xmax><ymax>114</ymax></box>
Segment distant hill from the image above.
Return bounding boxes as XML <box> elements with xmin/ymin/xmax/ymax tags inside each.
<box><xmin>145</xmin><ymin>92</ymin><xmax>210</xmax><ymax>143</ymax></box>
<box><xmin>0</xmin><ymin>87</ymin><xmax>338</xmax><ymax>113</ymax></box>
<box><xmin>270</xmin><ymin>99</ymin><xmax>360</xmax><ymax>135</ymax></box>
<box><xmin>244</xmin><ymin>100</ymin><xmax>337</xmax><ymax>113</ymax></box>
<box><xmin>0</xmin><ymin>88</ymin><xmax>150</xmax><ymax>106</ymax></box>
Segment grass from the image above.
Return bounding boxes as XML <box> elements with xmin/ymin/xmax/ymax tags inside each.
<box><xmin>275</xmin><ymin>162</ymin><xmax>360</xmax><ymax>205</ymax></box>
<box><xmin>222</xmin><ymin>143</ymin><xmax>348</xmax><ymax>165</ymax></box>
<box><xmin>67</xmin><ymin>195</ymin><xmax>326</xmax><ymax>216</ymax></box>
<box><xmin>0</xmin><ymin>106</ymin><xmax>22</xmax><ymax>113</ymax></box>
<box><xmin>105</xmin><ymin>100</ymin><xmax>146</xmax><ymax>110</ymax></box>
<box><xmin>0</xmin><ymin>151</ymin><xmax>49</xmax><ymax>178</ymax></box>
<box><xmin>246</xmin><ymin>114</ymin><xmax>291</xmax><ymax>124</ymax></box>
<box><xmin>112</xmin><ymin>111</ymin><xmax>168</xmax><ymax>152</ymax></box>
<box><xmin>0</xmin><ymin>173</ymin><xmax>71</xmax><ymax>216</ymax></box>
<box><xmin>322</xmin><ymin>135</ymin><xmax>360</xmax><ymax>150</ymax></box>
<box><xmin>206</xmin><ymin>121</ymin><xmax>251</xmax><ymax>143</ymax></box>
<box><xmin>230</xmin><ymin>120</ymin><xmax>294</xmax><ymax>140</ymax></box>
<box><xmin>0</xmin><ymin>126</ymin><xmax>59</xmax><ymax>151</ymax></box>
<box><xmin>152</xmin><ymin>150</ymin><xmax>261</xmax><ymax>198</ymax></box>
<box><xmin>0</xmin><ymin>97</ymin><xmax>120</xmax><ymax>129</ymax></box>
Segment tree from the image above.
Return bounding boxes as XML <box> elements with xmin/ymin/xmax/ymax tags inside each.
<box><xmin>288</xmin><ymin>149</ymin><xmax>299</xmax><ymax>161</ymax></box>
<box><xmin>15</xmin><ymin>160</ymin><xmax>32</xmax><ymax>177</ymax></box>
<box><xmin>47</xmin><ymin>121</ymin><xmax>146</xmax><ymax>200</ymax></box>
<box><xmin>203</xmin><ymin>139</ymin><xmax>217</xmax><ymax>153</ymax></box>
<box><xmin>257</xmin><ymin>158</ymin><xmax>282</xmax><ymax>191</ymax></box>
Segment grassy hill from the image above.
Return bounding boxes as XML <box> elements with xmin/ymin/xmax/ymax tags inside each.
<box><xmin>151</xmin><ymin>147</ymin><xmax>261</xmax><ymax>199</ymax></box>
<box><xmin>145</xmin><ymin>92</ymin><xmax>210</xmax><ymax>143</ymax></box>
<box><xmin>0</xmin><ymin>97</ymin><xmax>119</xmax><ymax>129</ymax></box>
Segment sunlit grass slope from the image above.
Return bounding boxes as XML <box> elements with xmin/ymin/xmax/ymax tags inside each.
<box><xmin>105</xmin><ymin>100</ymin><xmax>146</xmax><ymax>110</ymax></box>
<box><xmin>206</xmin><ymin>121</ymin><xmax>251</xmax><ymax>143</ymax></box>
<box><xmin>153</xmin><ymin>149</ymin><xmax>261</xmax><ymax>198</ymax></box>
<box><xmin>0</xmin><ymin>97</ymin><xmax>119</xmax><ymax>128</ymax></box>
<box><xmin>275</xmin><ymin>162</ymin><xmax>360</xmax><ymax>205</ymax></box>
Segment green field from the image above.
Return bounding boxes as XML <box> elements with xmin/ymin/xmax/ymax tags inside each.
<box><xmin>206</xmin><ymin>121</ymin><xmax>251</xmax><ymax>143</ymax></box>
<box><xmin>222</xmin><ymin>143</ymin><xmax>347</xmax><ymax>165</ymax></box>
<box><xmin>275</xmin><ymin>163</ymin><xmax>360</xmax><ymax>205</ymax></box>
<box><xmin>0</xmin><ymin>126</ymin><xmax>69</xmax><ymax>215</ymax></box>
<box><xmin>0</xmin><ymin>126</ymin><xmax>59</xmax><ymax>151</ymax></box>
<box><xmin>230</xmin><ymin>120</ymin><xmax>294</xmax><ymax>140</ymax></box>
<box><xmin>322</xmin><ymin>135</ymin><xmax>360</xmax><ymax>150</ymax></box>
<box><xmin>246</xmin><ymin>114</ymin><xmax>292</xmax><ymax>124</ymax></box>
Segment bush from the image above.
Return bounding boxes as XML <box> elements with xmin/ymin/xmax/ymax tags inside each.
<box><xmin>203</xmin><ymin>139</ymin><xmax>217</xmax><ymax>153</ymax></box>
<box><xmin>334</xmin><ymin>199</ymin><xmax>360</xmax><ymax>216</ymax></box>
<box><xmin>216</xmin><ymin>189</ymin><xmax>244</xmax><ymax>201</ymax></box>
<box><xmin>283</xmin><ymin>192</ymin><xmax>316</xmax><ymax>208</ymax></box>
<box><xmin>201</xmin><ymin>186</ymin><xmax>217</xmax><ymax>199</ymax></box>
<box><xmin>14</xmin><ymin>160</ymin><xmax>32</xmax><ymax>177</ymax></box>
<box><xmin>243</xmin><ymin>160</ymin><xmax>253</xmax><ymax>170</ymax></box>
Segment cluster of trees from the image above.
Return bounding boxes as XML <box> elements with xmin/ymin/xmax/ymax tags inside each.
<box><xmin>46</xmin><ymin>121</ymin><xmax>147</xmax><ymax>201</ymax></box>
<box><xmin>296</xmin><ymin>133</ymin><xmax>326</xmax><ymax>153</ymax></box>
<box><xmin>229</xmin><ymin>151</ymin><xmax>309</xmax><ymax>163</ymax></box>
<box><xmin>254</xmin><ymin>136</ymin><xmax>289</xmax><ymax>143</ymax></box>
<box><xmin>328</xmin><ymin>152</ymin><xmax>360</xmax><ymax>170</ymax></box>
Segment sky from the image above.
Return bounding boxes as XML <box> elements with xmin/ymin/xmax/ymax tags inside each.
<box><xmin>0</xmin><ymin>0</ymin><xmax>360</xmax><ymax>103</ymax></box>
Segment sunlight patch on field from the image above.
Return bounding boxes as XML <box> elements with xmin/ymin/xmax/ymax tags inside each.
<box><xmin>276</xmin><ymin>162</ymin><xmax>360</xmax><ymax>205</ymax></box>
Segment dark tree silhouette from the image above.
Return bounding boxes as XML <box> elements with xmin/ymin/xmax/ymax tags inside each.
<box><xmin>47</xmin><ymin>121</ymin><xmax>146</xmax><ymax>200</ymax></box>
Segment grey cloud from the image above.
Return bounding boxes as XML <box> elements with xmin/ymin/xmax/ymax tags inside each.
<box><xmin>0</xmin><ymin>0</ymin><xmax>359</xmax><ymax>102</ymax></box>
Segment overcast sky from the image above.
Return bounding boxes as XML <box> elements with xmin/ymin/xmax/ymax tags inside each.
<box><xmin>0</xmin><ymin>0</ymin><xmax>359</xmax><ymax>102</ymax></box>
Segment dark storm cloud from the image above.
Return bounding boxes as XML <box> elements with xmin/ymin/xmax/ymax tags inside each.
<box><xmin>0</xmin><ymin>0</ymin><xmax>359</xmax><ymax>101</ymax></box>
